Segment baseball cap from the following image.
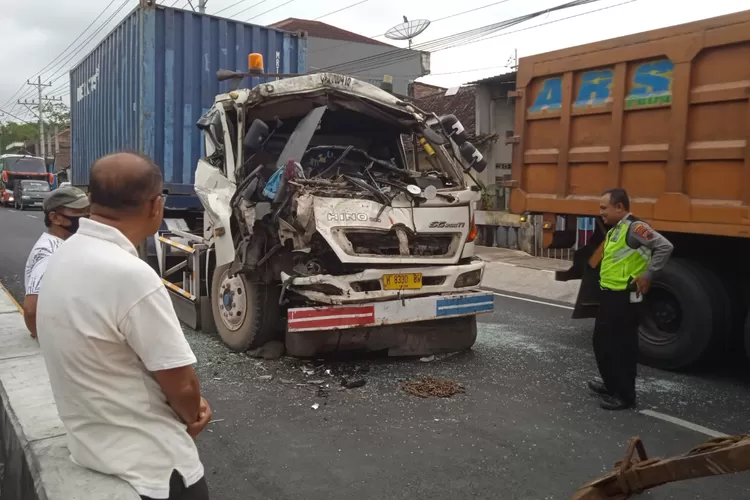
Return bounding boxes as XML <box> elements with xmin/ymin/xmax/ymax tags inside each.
<box><xmin>43</xmin><ymin>185</ymin><xmax>90</xmax><ymax>213</ymax></box>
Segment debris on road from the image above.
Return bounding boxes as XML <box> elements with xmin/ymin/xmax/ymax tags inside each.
<box><xmin>247</xmin><ymin>340</ymin><xmax>285</xmax><ymax>360</ymax></box>
<box><xmin>420</xmin><ymin>355</ymin><xmax>436</xmax><ymax>363</ymax></box>
<box><xmin>279</xmin><ymin>378</ymin><xmax>294</xmax><ymax>385</ymax></box>
<box><xmin>307</xmin><ymin>379</ymin><xmax>326</xmax><ymax>385</ymax></box>
<box><xmin>258</xmin><ymin>375</ymin><xmax>274</xmax><ymax>381</ymax></box>
<box><xmin>311</xmin><ymin>403</ymin><xmax>320</xmax><ymax>410</ymax></box>
<box><xmin>401</xmin><ymin>377</ymin><xmax>465</xmax><ymax>399</ymax></box>
<box><xmin>341</xmin><ymin>378</ymin><xmax>367</xmax><ymax>389</ymax></box>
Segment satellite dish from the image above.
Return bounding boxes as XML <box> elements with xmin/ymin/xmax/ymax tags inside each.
<box><xmin>385</xmin><ymin>16</ymin><xmax>431</xmax><ymax>48</ymax></box>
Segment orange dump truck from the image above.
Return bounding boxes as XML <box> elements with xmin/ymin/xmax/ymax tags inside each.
<box><xmin>509</xmin><ymin>10</ymin><xmax>750</xmax><ymax>371</ymax></box>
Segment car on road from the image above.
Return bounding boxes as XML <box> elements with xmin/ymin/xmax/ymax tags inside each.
<box><xmin>14</xmin><ymin>180</ymin><xmax>50</xmax><ymax>211</ymax></box>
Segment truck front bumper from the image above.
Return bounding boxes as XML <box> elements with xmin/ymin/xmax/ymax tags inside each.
<box><xmin>286</xmin><ymin>290</ymin><xmax>494</xmax><ymax>333</ymax></box>
<box><xmin>281</xmin><ymin>258</ymin><xmax>486</xmax><ymax>305</ymax></box>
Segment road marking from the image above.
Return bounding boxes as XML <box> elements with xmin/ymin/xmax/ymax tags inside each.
<box><xmin>0</xmin><ymin>280</ymin><xmax>24</xmax><ymax>314</ymax></box>
<box><xmin>640</xmin><ymin>409</ymin><xmax>728</xmax><ymax>438</ymax></box>
<box><xmin>490</xmin><ymin>292</ymin><xmax>574</xmax><ymax>311</ymax></box>
<box><xmin>26</xmin><ymin>214</ymin><xmax>38</xmax><ymax>219</ymax></box>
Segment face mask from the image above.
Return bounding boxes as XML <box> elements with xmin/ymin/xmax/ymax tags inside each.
<box><xmin>63</xmin><ymin>215</ymin><xmax>85</xmax><ymax>234</ymax></box>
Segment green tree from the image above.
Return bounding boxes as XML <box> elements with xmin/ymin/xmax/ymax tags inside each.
<box><xmin>0</xmin><ymin>121</ymin><xmax>38</xmax><ymax>152</ymax></box>
<box><xmin>41</xmin><ymin>102</ymin><xmax>71</xmax><ymax>130</ymax></box>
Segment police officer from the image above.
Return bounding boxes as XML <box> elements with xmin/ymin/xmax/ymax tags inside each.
<box><xmin>589</xmin><ymin>188</ymin><xmax>674</xmax><ymax>410</ymax></box>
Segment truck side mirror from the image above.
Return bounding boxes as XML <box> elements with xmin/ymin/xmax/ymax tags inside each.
<box><xmin>439</xmin><ymin>114</ymin><xmax>468</xmax><ymax>144</ymax></box>
<box><xmin>244</xmin><ymin>119</ymin><xmax>269</xmax><ymax>153</ymax></box>
<box><xmin>459</xmin><ymin>142</ymin><xmax>488</xmax><ymax>173</ymax></box>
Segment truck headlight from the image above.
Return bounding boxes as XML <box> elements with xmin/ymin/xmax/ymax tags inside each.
<box><xmin>454</xmin><ymin>269</ymin><xmax>481</xmax><ymax>288</ymax></box>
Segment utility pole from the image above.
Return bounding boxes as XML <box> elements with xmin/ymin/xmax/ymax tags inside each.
<box><xmin>506</xmin><ymin>49</ymin><xmax>518</xmax><ymax>71</ymax></box>
<box><xmin>198</xmin><ymin>0</ymin><xmax>207</xmax><ymax>13</ymax></box>
<box><xmin>19</xmin><ymin>76</ymin><xmax>60</xmax><ymax>159</ymax></box>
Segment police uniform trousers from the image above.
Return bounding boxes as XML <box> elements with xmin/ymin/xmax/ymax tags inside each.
<box><xmin>593</xmin><ymin>288</ymin><xmax>640</xmax><ymax>403</ymax></box>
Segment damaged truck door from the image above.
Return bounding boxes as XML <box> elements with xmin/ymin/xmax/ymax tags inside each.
<box><xmin>193</xmin><ymin>64</ymin><xmax>494</xmax><ymax>357</ymax></box>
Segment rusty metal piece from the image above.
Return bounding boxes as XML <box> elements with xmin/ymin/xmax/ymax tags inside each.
<box><xmin>572</xmin><ymin>435</ymin><xmax>750</xmax><ymax>499</ymax></box>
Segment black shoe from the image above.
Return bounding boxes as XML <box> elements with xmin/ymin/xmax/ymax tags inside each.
<box><xmin>599</xmin><ymin>395</ymin><xmax>636</xmax><ymax>411</ymax></box>
<box><xmin>588</xmin><ymin>379</ymin><xmax>611</xmax><ymax>396</ymax></box>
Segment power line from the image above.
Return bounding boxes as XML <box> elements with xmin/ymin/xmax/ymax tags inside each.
<box><xmin>316</xmin><ymin>0</ymin><xmax>606</xmax><ymax>76</ymax></box>
<box><xmin>12</xmin><ymin>0</ymin><xmax>133</xmax><ymax>109</ymax></box>
<box><xmin>458</xmin><ymin>0</ymin><xmax>637</xmax><ymax>49</ymax></box>
<box><xmin>245</xmin><ymin>0</ymin><xmax>299</xmax><ymax>22</ymax></box>
<box><xmin>318</xmin><ymin>0</ymin><xmax>636</xmax><ymax>85</ymax></box>
<box><xmin>223</xmin><ymin>0</ymin><xmax>268</xmax><ymax>18</ymax></box>
<box><xmin>0</xmin><ymin>108</ymin><xmax>35</xmax><ymax>125</ymax></box>
<box><xmin>1</xmin><ymin>0</ymin><xmax>123</xmax><ymax>110</ymax></box>
<box><xmin>305</xmin><ymin>0</ymin><xmax>517</xmax><ymax>57</ymax></box>
<box><xmin>214</xmin><ymin>0</ymin><xmax>261</xmax><ymax>15</ymax></box>
<box><xmin>314</xmin><ymin>0</ymin><xmax>369</xmax><ymax>21</ymax></box>
<box><xmin>10</xmin><ymin>0</ymin><xmax>132</xmax><ymax>114</ymax></box>
<box><xmin>431</xmin><ymin>0</ymin><xmax>513</xmax><ymax>23</ymax></box>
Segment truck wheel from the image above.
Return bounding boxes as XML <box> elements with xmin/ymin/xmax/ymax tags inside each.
<box><xmin>638</xmin><ymin>259</ymin><xmax>718</xmax><ymax>370</ymax></box>
<box><xmin>211</xmin><ymin>263</ymin><xmax>281</xmax><ymax>352</ymax></box>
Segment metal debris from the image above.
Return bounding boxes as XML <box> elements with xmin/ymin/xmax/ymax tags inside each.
<box><xmin>341</xmin><ymin>378</ymin><xmax>367</xmax><ymax>389</ymax></box>
<box><xmin>401</xmin><ymin>377</ymin><xmax>465</xmax><ymax>398</ymax></box>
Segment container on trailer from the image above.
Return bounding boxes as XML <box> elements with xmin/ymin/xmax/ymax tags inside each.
<box><xmin>69</xmin><ymin>1</ymin><xmax>307</xmax><ymax>204</ymax></box>
<box><xmin>509</xmin><ymin>9</ymin><xmax>750</xmax><ymax>241</ymax></box>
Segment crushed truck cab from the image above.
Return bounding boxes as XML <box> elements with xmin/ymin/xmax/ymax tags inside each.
<box><xmin>181</xmin><ymin>66</ymin><xmax>492</xmax><ymax>356</ymax></box>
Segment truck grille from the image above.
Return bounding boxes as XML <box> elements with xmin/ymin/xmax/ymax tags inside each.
<box><xmin>343</xmin><ymin>229</ymin><xmax>459</xmax><ymax>258</ymax></box>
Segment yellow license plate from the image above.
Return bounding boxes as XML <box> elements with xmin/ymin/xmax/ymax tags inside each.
<box><xmin>383</xmin><ymin>273</ymin><xmax>423</xmax><ymax>290</ymax></box>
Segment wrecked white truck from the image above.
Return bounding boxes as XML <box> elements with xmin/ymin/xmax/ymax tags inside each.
<box><xmin>160</xmin><ymin>66</ymin><xmax>494</xmax><ymax>357</ymax></box>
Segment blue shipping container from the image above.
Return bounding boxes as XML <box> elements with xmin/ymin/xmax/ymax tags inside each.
<box><xmin>69</xmin><ymin>3</ymin><xmax>307</xmax><ymax>195</ymax></box>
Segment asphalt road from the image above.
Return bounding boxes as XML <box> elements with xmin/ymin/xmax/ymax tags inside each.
<box><xmin>1</xmin><ymin>206</ymin><xmax>749</xmax><ymax>499</ymax></box>
<box><xmin>0</xmin><ymin>206</ymin><xmax>45</xmax><ymax>301</ymax></box>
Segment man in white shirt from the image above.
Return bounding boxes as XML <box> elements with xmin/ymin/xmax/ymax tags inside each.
<box><xmin>37</xmin><ymin>152</ymin><xmax>212</xmax><ymax>500</ymax></box>
<box><xmin>23</xmin><ymin>185</ymin><xmax>90</xmax><ymax>338</ymax></box>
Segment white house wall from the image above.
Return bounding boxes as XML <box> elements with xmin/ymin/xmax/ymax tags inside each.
<box><xmin>475</xmin><ymin>82</ymin><xmax>516</xmax><ymax>186</ymax></box>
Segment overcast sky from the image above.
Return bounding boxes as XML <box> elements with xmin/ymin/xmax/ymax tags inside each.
<box><xmin>0</xmin><ymin>0</ymin><xmax>747</xmax><ymax>123</ymax></box>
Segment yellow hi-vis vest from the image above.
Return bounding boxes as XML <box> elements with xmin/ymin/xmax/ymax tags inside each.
<box><xmin>599</xmin><ymin>217</ymin><xmax>651</xmax><ymax>291</ymax></box>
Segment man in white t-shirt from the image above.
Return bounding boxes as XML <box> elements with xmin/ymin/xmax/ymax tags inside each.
<box><xmin>23</xmin><ymin>185</ymin><xmax>90</xmax><ymax>338</ymax></box>
<box><xmin>37</xmin><ymin>152</ymin><xmax>212</xmax><ymax>500</ymax></box>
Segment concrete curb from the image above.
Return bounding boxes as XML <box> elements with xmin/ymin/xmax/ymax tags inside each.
<box><xmin>0</xmin><ymin>285</ymin><xmax>139</xmax><ymax>500</ymax></box>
